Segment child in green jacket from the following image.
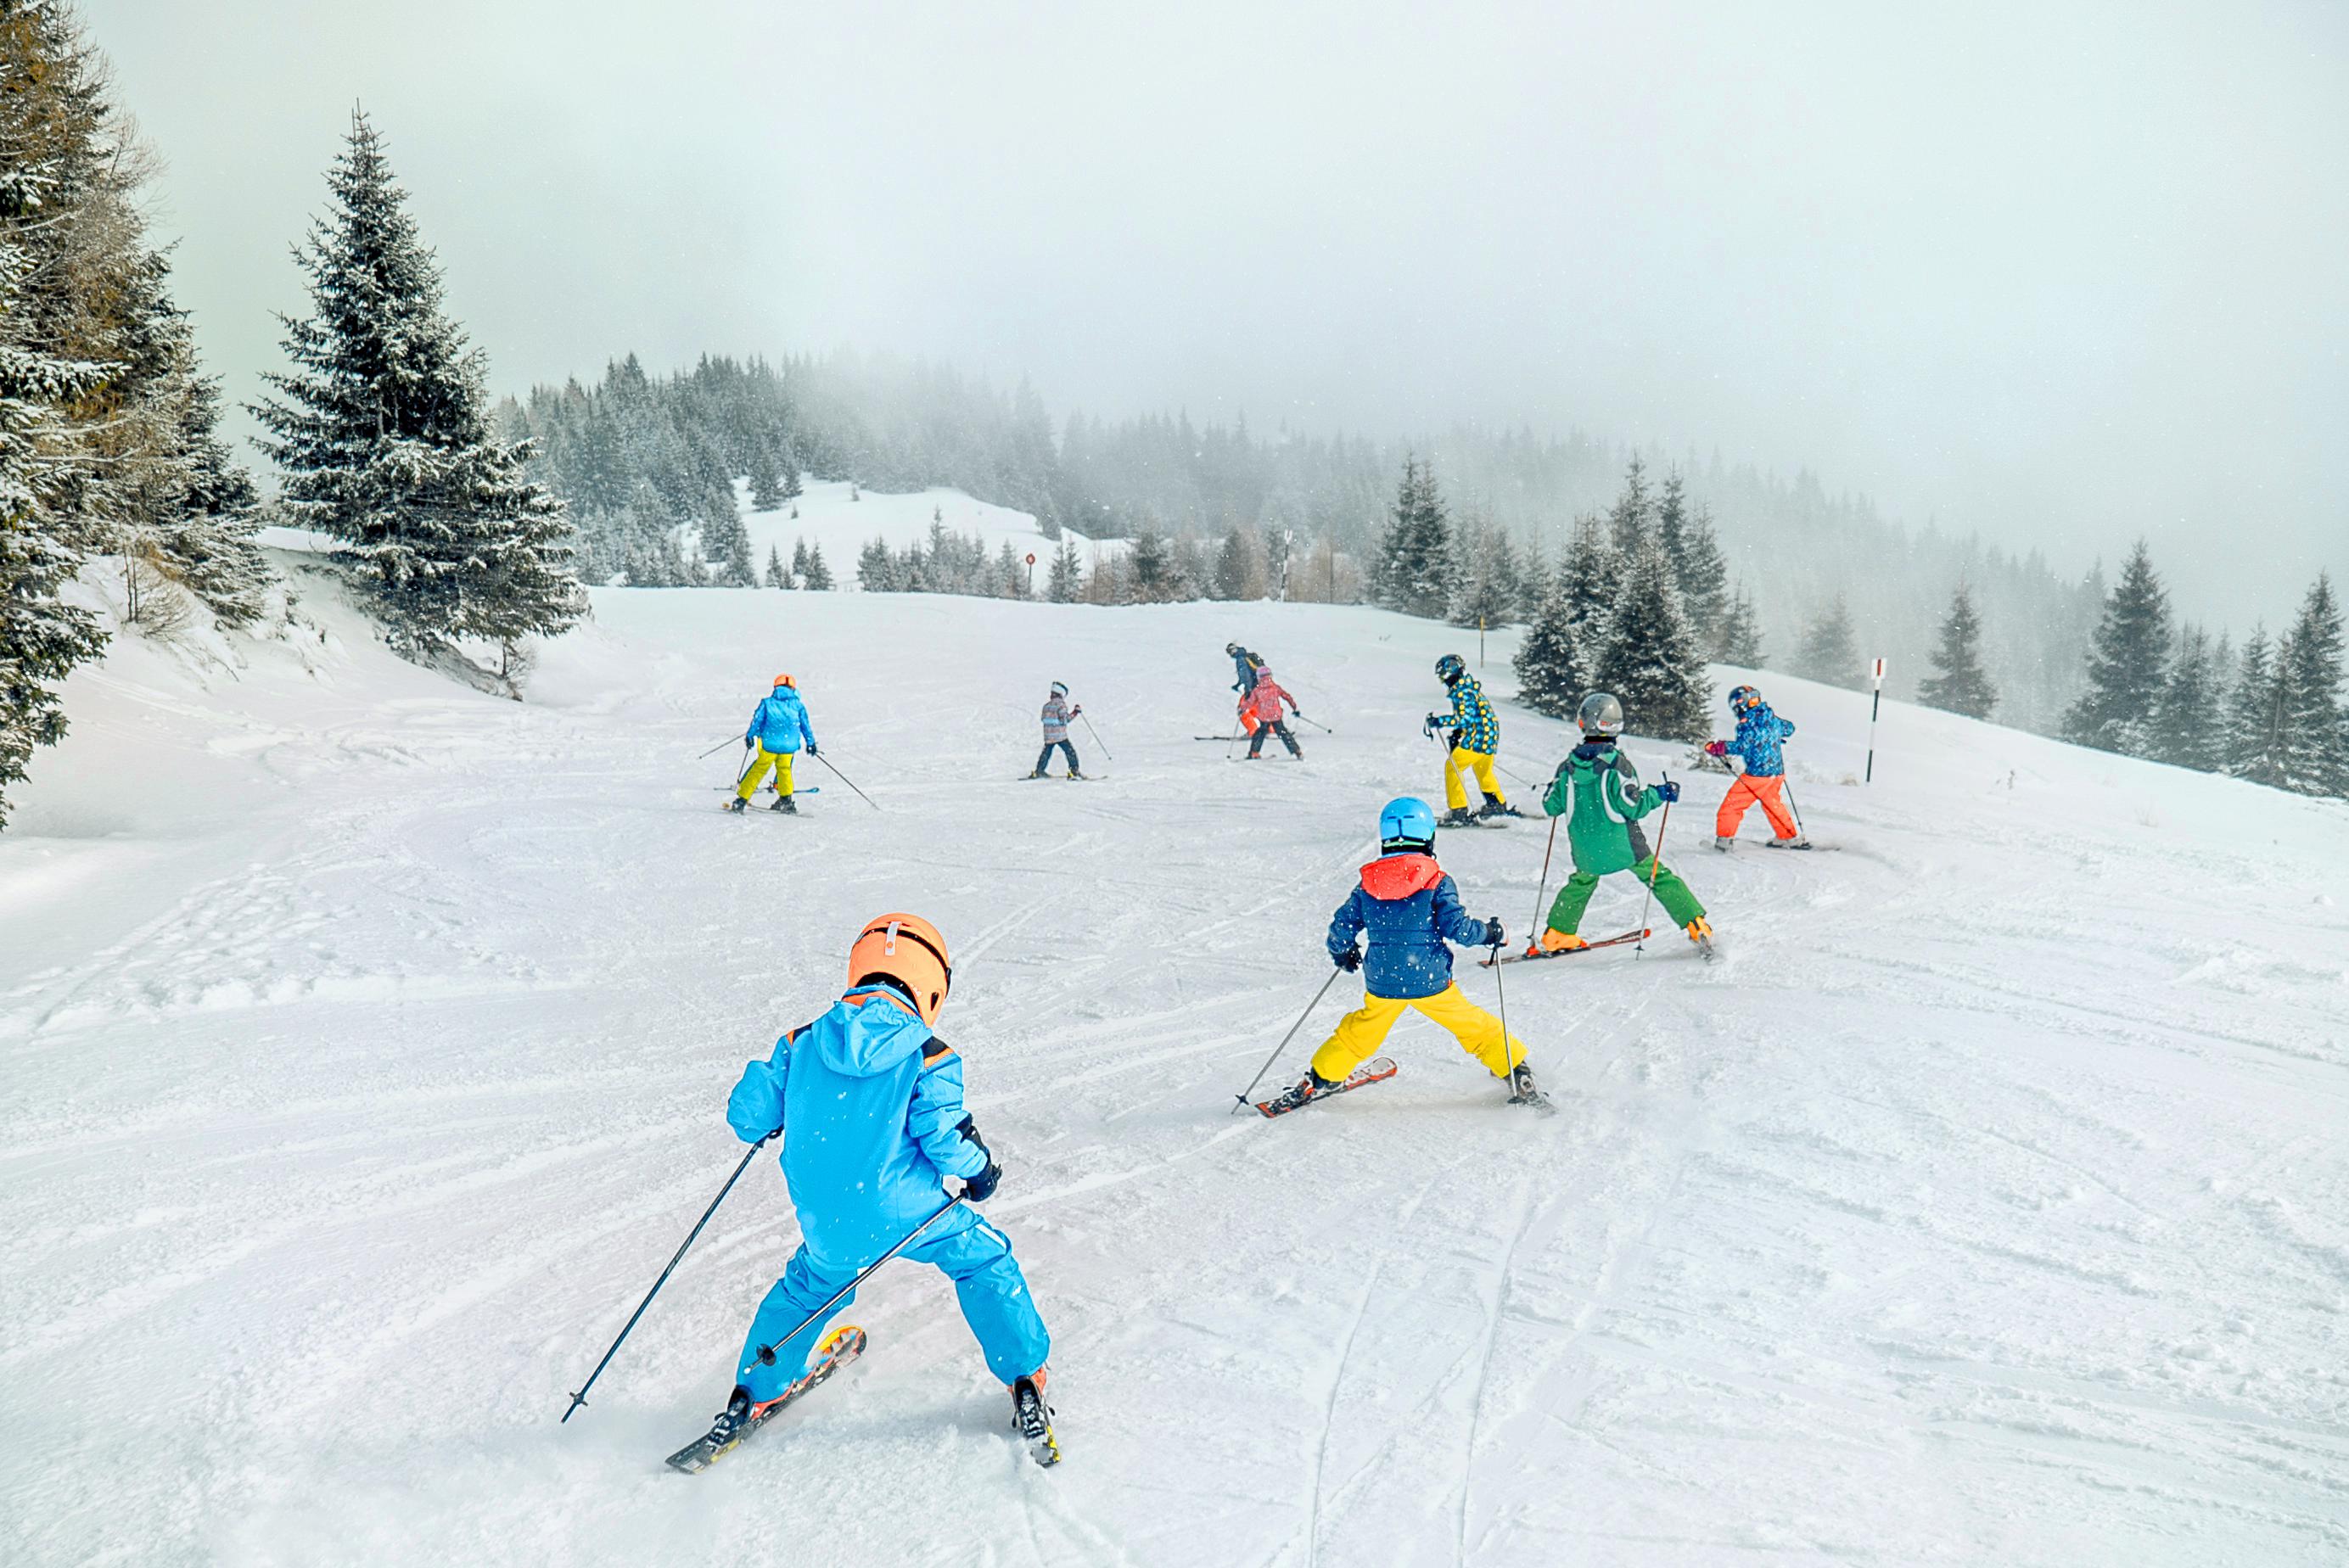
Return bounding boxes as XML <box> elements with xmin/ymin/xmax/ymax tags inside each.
<box><xmin>1533</xmin><ymin>693</ymin><xmax>1713</xmax><ymax>955</ymax></box>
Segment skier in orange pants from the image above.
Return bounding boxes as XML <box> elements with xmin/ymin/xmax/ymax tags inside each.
<box><xmin>1706</xmin><ymin>685</ymin><xmax>1806</xmax><ymax>848</ymax></box>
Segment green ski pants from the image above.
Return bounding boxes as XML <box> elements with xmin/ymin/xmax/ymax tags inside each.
<box><xmin>1545</xmin><ymin>859</ymin><xmax>1705</xmax><ymax>935</ymax></box>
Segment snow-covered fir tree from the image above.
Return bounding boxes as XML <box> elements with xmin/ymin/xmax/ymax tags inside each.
<box><xmin>2060</xmin><ymin>541</ymin><xmax>2171</xmax><ymax>758</ymax></box>
<box><xmin>1594</xmin><ymin>538</ymin><xmax>1709</xmax><ymax>742</ymax></box>
<box><xmin>252</xmin><ymin>109</ymin><xmax>583</xmax><ymax>661</ymax></box>
<box><xmin>748</xmin><ymin>439</ymin><xmax>785</xmax><ymax>510</ymax></box>
<box><xmin>1606</xmin><ymin>456</ymin><xmax>1655</xmax><ymax>558</ymax></box>
<box><xmin>802</xmin><ymin>542</ymin><xmax>833</xmax><ymax>591</ymax></box>
<box><xmin>1374</xmin><ymin>455</ymin><xmax>1454</xmax><ymax>618</ymax></box>
<box><xmin>1657</xmin><ymin>473</ymin><xmax>1729</xmax><ymax>653</ymax></box>
<box><xmin>1048</xmin><ymin>536</ymin><xmax>1082</xmax><ymax>602</ymax></box>
<box><xmin>2227</xmin><ymin>625</ymin><xmax>2282</xmax><ymax>787</ymax></box>
<box><xmin>763</xmin><ymin>542</ymin><xmax>788</xmax><ymax>589</ymax></box>
<box><xmin>2274</xmin><ymin>574</ymin><xmax>2345</xmax><ymax>797</ymax></box>
<box><xmin>1718</xmin><ymin>583</ymin><xmax>1766</xmax><ymax>668</ymax></box>
<box><xmin>1511</xmin><ymin>568</ymin><xmax>1587</xmax><ymax>719</ymax></box>
<box><xmin>1918</xmin><ymin>582</ymin><xmax>1997</xmax><ymax>720</ymax></box>
<box><xmin>2156</xmin><ymin>624</ymin><xmax>2227</xmax><ymax>772</ymax></box>
<box><xmin>1555</xmin><ymin>514</ymin><xmax>1621</xmax><ymax>653</ymax></box>
<box><xmin>995</xmin><ymin>538</ymin><xmax>1028</xmax><ymax>599</ymax></box>
<box><xmin>1795</xmin><ymin>594</ymin><xmax>1863</xmax><ymax>691</ymax></box>
<box><xmin>1447</xmin><ymin>513</ymin><xmax>1521</xmax><ymax>629</ymax></box>
<box><xmin>1213</xmin><ymin>524</ymin><xmax>1262</xmax><ymax>601</ymax></box>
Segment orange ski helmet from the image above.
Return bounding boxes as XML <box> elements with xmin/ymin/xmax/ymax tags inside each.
<box><xmin>848</xmin><ymin>913</ymin><xmax>952</xmax><ymax>1024</ymax></box>
<box><xmin>773</xmin><ymin>673</ymin><xmax>797</xmax><ymax>689</ymax></box>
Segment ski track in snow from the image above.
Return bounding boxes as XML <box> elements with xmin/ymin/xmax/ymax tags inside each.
<box><xmin>5</xmin><ymin>574</ymin><xmax>2349</xmax><ymax>1565</ymax></box>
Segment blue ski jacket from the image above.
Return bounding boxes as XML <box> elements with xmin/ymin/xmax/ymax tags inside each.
<box><xmin>746</xmin><ymin>688</ymin><xmax>816</xmax><ymax>754</ymax></box>
<box><xmin>1725</xmin><ymin>703</ymin><xmax>1796</xmax><ymax>778</ymax></box>
<box><xmin>1326</xmin><ymin>853</ymin><xmax>1489</xmax><ymax>1000</ymax></box>
<box><xmin>726</xmin><ymin>985</ymin><xmax>986</xmax><ymax>1267</ymax></box>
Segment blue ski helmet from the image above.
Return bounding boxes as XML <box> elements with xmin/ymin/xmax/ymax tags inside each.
<box><xmin>1435</xmin><ymin>652</ymin><xmax>1466</xmax><ymax>684</ymax></box>
<box><xmin>1377</xmin><ymin>796</ymin><xmax>1438</xmax><ymax>852</ymax></box>
<box><xmin>1728</xmin><ymin>684</ymin><xmax>1762</xmax><ymax>716</ymax></box>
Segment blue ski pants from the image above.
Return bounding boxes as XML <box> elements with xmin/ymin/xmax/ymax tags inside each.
<box><xmin>734</xmin><ymin>1205</ymin><xmax>1051</xmax><ymax>1401</ymax></box>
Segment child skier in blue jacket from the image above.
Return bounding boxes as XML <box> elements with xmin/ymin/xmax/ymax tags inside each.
<box><xmin>1260</xmin><ymin>798</ymin><xmax>1538</xmax><ymax>1113</ymax></box>
<box><xmin>1704</xmin><ymin>685</ymin><xmax>1804</xmax><ymax>847</ymax></box>
<box><xmin>728</xmin><ymin>674</ymin><xmax>817</xmax><ymax>814</ymax></box>
<box><xmin>697</xmin><ymin>913</ymin><xmax>1057</xmax><ymax>1459</ymax></box>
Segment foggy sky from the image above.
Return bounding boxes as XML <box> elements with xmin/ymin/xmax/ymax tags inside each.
<box><xmin>95</xmin><ymin>0</ymin><xmax>2348</xmax><ymax>630</ymax></box>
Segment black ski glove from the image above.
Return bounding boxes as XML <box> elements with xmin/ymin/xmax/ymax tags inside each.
<box><xmin>1483</xmin><ymin>918</ymin><xmax>1505</xmax><ymax>947</ymax></box>
<box><xmin>956</xmin><ymin>1115</ymin><xmax>1003</xmax><ymax>1201</ymax></box>
<box><xmin>1335</xmin><ymin>946</ymin><xmax>1362</xmax><ymax>972</ymax></box>
<box><xmin>807</xmin><ymin>741</ymin><xmax>819</xmax><ymax>757</ymax></box>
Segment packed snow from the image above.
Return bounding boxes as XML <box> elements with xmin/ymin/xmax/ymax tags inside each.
<box><xmin>4</xmin><ymin>558</ymin><xmax>2348</xmax><ymax>1566</ymax></box>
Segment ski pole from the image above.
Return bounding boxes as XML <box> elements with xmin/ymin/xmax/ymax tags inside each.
<box><xmin>563</xmin><ymin>1129</ymin><xmax>776</xmax><ymax>1422</ymax></box>
<box><xmin>1634</xmin><ymin>781</ymin><xmax>1673</xmax><ymax>958</ymax></box>
<box><xmin>1780</xmin><ymin>777</ymin><xmax>1808</xmax><ymax>841</ymax></box>
<box><xmin>1294</xmin><ymin>714</ymin><xmax>1335</xmax><ymax>734</ymax></box>
<box><xmin>699</xmin><ymin>736</ymin><xmax>743</xmax><ymax>760</ymax></box>
<box><xmin>752</xmin><ymin>1195</ymin><xmax>967</xmax><ymax>1368</ymax></box>
<box><xmin>1526</xmin><ymin>815</ymin><xmax>1559</xmax><ymax>954</ymax></box>
<box><xmin>811</xmin><ymin>750</ymin><xmax>880</xmax><ymax>811</ymax></box>
<box><xmin>1229</xmin><ymin>967</ymin><xmax>1343</xmax><ymax>1113</ymax></box>
<box><xmin>1079</xmin><ymin>711</ymin><xmax>1113</xmax><ymax>762</ymax></box>
<box><xmin>1489</xmin><ymin>927</ymin><xmax>1516</xmax><ymax>1074</ymax></box>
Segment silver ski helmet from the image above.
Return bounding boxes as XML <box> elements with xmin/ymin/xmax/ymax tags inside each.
<box><xmin>1378</xmin><ymin>796</ymin><xmax>1438</xmax><ymax>853</ymax></box>
<box><xmin>1578</xmin><ymin>692</ymin><xmax>1624</xmax><ymax>737</ymax></box>
<box><xmin>1435</xmin><ymin>652</ymin><xmax>1466</xmax><ymax>685</ymax></box>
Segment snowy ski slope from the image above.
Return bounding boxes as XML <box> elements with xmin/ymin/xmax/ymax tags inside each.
<box><xmin>4</xmin><ymin>565</ymin><xmax>2348</xmax><ymax>1566</ymax></box>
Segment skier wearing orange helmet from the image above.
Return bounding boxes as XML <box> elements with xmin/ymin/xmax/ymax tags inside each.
<box><xmin>705</xmin><ymin>914</ymin><xmax>1056</xmax><ymax>1460</ymax></box>
<box><xmin>728</xmin><ymin>673</ymin><xmax>817</xmax><ymax>814</ymax></box>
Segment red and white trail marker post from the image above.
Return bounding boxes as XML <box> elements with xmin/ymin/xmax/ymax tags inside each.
<box><xmin>1866</xmin><ymin>657</ymin><xmax>1886</xmax><ymax>782</ymax></box>
<box><xmin>1025</xmin><ymin>552</ymin><xmax>1036</xmax><ymax>597</ymax></box>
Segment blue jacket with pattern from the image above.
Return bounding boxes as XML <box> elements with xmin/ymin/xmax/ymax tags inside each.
<box><xmin>1442</xmin><ymin>674</ymin><xmax>1500</xmax><ymax>754</ymax></box>
<box><xmin>1725</xmin><ymin>703</ymin><xmax>1796</xmax><ymax>778</ymax></box>
<box><xmin>1326</xmin><ymin>853</ymin><xmax>1491</xmax><ymax>1000</ymax></box>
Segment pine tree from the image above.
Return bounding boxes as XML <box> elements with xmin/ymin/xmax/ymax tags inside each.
<box><xmin>252</xmin><ymin>109</ymin><xmax>581</xmax><ymax>658</ymax></box>
<box><xmin>2155</xmin><ymin>624</ymin><xmax>2226</xmax><ymax>772</ymax></box>
<box><xmin>1918</xmin><ymin>582</ymin><xmax>1998</xmax><ymax>720</ymax></box>
<box><xmin>1718</xmin><ymin>583</ymin><xmax>1765</xmax><ymax>668</ymax></box>
<box><xmin>1593</xmin><ymin>538</ymin><xmax>1709</xmax><ymax>741</ymax></box>
<box><xmin>2276</xmin><ymin>574</ymin><xmax>2346</xmax><ymax>797</ymax></box>
<box><xmin>2227</xmin><ymin>626</ymin><xmax>2285</xmax><ymax>787</ymax></box>
<box><xmin>1048</xmin><ymin>536</ymin><xmax>1082</xmax><ymax>602</ymax></box>
<box><xmin>0</xmin><ymin>181</ymin><xmax>109</xmax><ymax>829</ymax></box>
<box><xmin>1374</xmin><ymin>455</ymin><xmax>1455</xmax><ymax>618</ymax></box>
<box><xmin>748</xmin><ymin>439</ymin><xmax>784</xmax><ymax>510</ymax></box>
<box><xmin>1213</xmin><ymin>524</ymin><xmax>1261</xmax><ymax>601</ymax></box>
<box><xmin>1606</xmin><ymin>456</ymin><xmax>1654</xmax><ymax>558</ymax></box>
<box><xmin>1796</xmin><ymin>594</ymin><xmax>1863</xmax><ymax>691</ymax></box>
<box><xmin>1555</xmin><ymin>514</ymin><xmax>1620</xmax><ymax>652</ymax></box>
<box><xmin>802</xmin><ymin>542</ymin><xmax>833</xmax><ymax>591</ymax></box>
<box><xmin>764</xmin><ymin>542</ymin><xmax>788</xmax><ymax>589</ymax></box>
<box><xmin>1447</xmin><ymin>515</ymin><xmax>1521</xmax><ymax>629</ymax></box>
<box><xmin>2060</xmin><ymin>540</ymin><xmax>2171</xmax><ymax>758</ymax></box>
<box><xmin>1659</xmin><ymin>480</ymin><xmax>1729</xmax><ymax>653</ymax></box>
<box><xmin>1511</xmin><ymin>569</ymin><xmax>1586</xmax><ymax>719</ymax></box>
<box><xmin>995</xmin><ymin>538</ymin><xmax>1028</xmax><ymax>599</ymax></box>
<box><xmin>856</xmin><ymin>536</ymin><xmax>895</xmax><ymax>591</ymax></box>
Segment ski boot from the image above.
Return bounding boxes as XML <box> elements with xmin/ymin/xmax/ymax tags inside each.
<box><xmin>1067</xmin><ymin>771</ymin><xmax>1085</xmax><ymax>781</ymax></box>
<box><xmin>1012</xmin><ymin>1370</ymin><xmax>1060</xmax><ymax>1467</ymax></box>
<box><xmin>1763</xmin><ymin>835</ymin><xmax>1809</xmax><ymax>850</ymax></box>
<box><xmin>770</xmin><ymin>795</ymin><xmax>797</xmax><ymax>814</ymax></box>
<box><xmin>1259</xmin><ymin>1068</ymin><xmax>1343</xmax><ymax>1115</ymax></box>
<box><xmin>1026</xmin><ymin>770</ymin><xmax>1047</xmax><ymax>779</ymax></box>
<box><xmin>1477</xmin><ymin>794</ymin><xmax>1523</xmax><ymax>820</ymax></box>
<box><xmin>1438</xmin><ymin>806</ymin><xmax>1478</xmax><ymax>829</ymax></box>
<box><xmin>1713</xmin><ymin>834</ymin><xmax>1735</xmax><ymax>852</ymax></box>
<box><xmin>1684</xmin><ymin>916</ymin><xmax>1716</xmax><ymax>958</ymax></box>
<box><xmin>1507</xmin><ymin>1061</ymin><xmax>1542</xmax><ymax>1102</ymax></box>
<box><xmin>698</xmin><ymin>1384</ymin><xmax>782</xmax><ymax>1451</ymax></box>
<box><xmin>722</xmin><ymin>797</ymin><xmax>748</xmax><ymax>814</ymax></box>
<box><xmin>1533</xmin><ymin>928</ymin><xmax>1588</xmax><ymax>955</ymax></box>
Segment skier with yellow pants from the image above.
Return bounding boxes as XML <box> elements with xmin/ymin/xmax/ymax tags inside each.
<box><xmin>727</xmin><ymin>674</ymin><xmax>817</xmax><ymax>815</ymax></box>
<box><xmin>1259</xmin><ymin>797</ymin><xmax>1542</xmax><ymax>1113</ymax></box>
<box><xmin>1426</xmin><ymin>653</ymin><xmax>1522</xmax><ymax>826</ymax></box>
<box><xmin>1531</xmin><ymin>692</ymin><xmax>1713</xmax><ymax>956</ymax></box>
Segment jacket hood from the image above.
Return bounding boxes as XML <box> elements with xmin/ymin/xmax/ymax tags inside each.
<box><xmin>1359</xmin><ymin>852</ymin><xmax>1444</xmax><ymax>901</ymax></box>
<box><xmin>814</xmin><ymin>988</ymin><xmax>933</xmax><ymax>1078</ymax></box>
<box><xmin>1571</xmin><ymin>740</ymin><xmax>1616</xmax><ymax>764</ymax></box>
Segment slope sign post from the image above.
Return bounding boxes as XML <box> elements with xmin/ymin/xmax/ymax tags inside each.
<box><xmin>1866</xmin><ymin>657</ymin><xmax>1886</xmax><ymax>783</ymax></box>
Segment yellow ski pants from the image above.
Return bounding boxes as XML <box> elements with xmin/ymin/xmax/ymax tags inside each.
<box><xmin>737</xmin><ymin>745</ymin><xmax>797</xmax><ymax>802</ymax></box>
<box><xmin>1443</xmin><ymin>747</ymin><xmax>1505</xmax><ymax>811</ymax></box>
<box><xmin>1310</xmin><ymin>983</ymin><xmax>1524</xmax><ymax>1084</ymax></box>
